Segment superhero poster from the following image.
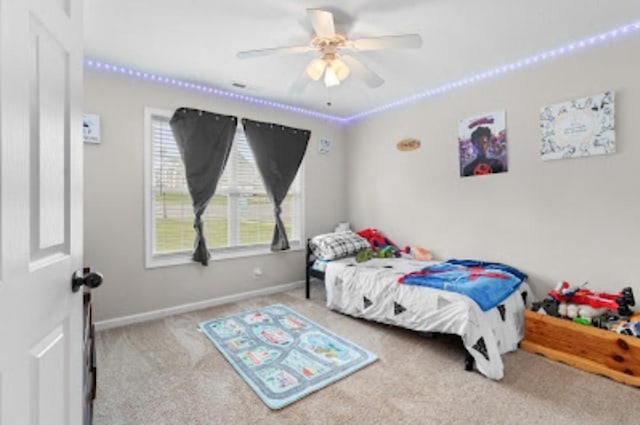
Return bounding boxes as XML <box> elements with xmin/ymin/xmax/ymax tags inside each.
<box><xmin>458</xmin><ymin>110</ymin><xmax>507</xmax><ymax>177</ymax></box>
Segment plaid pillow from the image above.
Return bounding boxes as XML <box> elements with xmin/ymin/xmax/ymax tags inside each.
<box><xmin>310</xmin><ymin>231</ymin><xmax>370</xmax><ymax>260</ymax></box>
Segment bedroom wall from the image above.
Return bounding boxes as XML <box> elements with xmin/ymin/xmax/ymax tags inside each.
<box><xmin>84</xmin><ymin>70</ymin><xmax>347</xmax><ymax>322</ymax></box>
<box><xmin>346</xmin><ymin>34</ymin><xmax>640</xmax><ymax>300</ymax></box>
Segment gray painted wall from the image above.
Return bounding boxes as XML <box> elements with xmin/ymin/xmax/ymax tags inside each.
<box><xmin>346</xmin><ymin>35</ymin><xmax>640</xmax><ymax>300</ymax></box>
<box><xmin>86</xmin><ymin>33</ymin><xmax>640</xmax><ymax>322</ymax></box>
<box><xmin>84</xmin><ymin>71</ymin><xmax>347</xmax><ymax>321</ymax></box>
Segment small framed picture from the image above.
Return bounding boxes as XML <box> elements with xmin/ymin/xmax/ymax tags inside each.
<box><xmin>319</xmin><ymin>138</ymin><xmax>331</xmax><ymax>154</ymax></box>
<box><xmin>83</xmin><ymin>114</ymin><xmax>101</xmax><ymax>144</ymax></box>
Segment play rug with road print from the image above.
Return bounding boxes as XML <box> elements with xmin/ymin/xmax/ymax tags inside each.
<box><xmin>199</xmin><ymin>304</ymin><xmax>378</xmax><ymax>409</ymax></box>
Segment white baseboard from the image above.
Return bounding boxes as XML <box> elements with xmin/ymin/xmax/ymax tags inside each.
<box><xmin>95</xmin><ymin>280</ymin><xmax>305</xmax><ymax>331</ymax></box>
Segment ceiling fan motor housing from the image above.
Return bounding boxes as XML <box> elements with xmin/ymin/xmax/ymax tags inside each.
<box><xmin>311</xmin><ymin>34</ymin><xmax>346</xmax><ymax>53</ymax></box>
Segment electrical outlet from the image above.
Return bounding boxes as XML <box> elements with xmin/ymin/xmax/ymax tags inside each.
<box><xmin>253</xmin><ymin>267</ymin><xmax>263</xmax><ymax>278</ymax></box>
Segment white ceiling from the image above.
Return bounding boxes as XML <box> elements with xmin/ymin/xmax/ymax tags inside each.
<box><xmin>84</xmin><ymin>0</ymin><xmax>640</xmax><ymax>118</ymax></box>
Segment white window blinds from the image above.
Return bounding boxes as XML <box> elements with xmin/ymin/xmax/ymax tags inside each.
<box><xmin>150</xmin><ymin>112</ymin><xmax>302</xmax><ymax>256</ymax></box>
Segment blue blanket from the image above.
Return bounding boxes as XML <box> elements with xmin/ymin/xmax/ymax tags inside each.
<box><xmin>399</xmin><ymin>259</ymin><xmax>527</xmax><ymax>311</ymax></box>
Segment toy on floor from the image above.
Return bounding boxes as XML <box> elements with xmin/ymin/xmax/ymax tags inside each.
<box><xmin>531</xmin><ymin>298</ymin><xmax>561</xmax><ymax>317</ymax></box>
<box><xmin>532</xmin><ymin>282</ymin><xmax>637</xmax><ymax>331</ymax></box>
<box><xmin>617</xmin><ymin>311</ymin><xmax>640</xmax><ymax>337</ymax></box>
<box><xmin>548</xmin><ymin>281</ymin><xmax>635</xmax><ymax>317</ymax></box>
<box><xmin>558</xmin><ymin>302</ymin><xmax>610</xmax><ymax>322</ymax></box>
<box><xmin>590</xmin><ymin>313</ymin><xmax>622</xmax><ymax>330</ymax></box>
<box><xmin>612</xmin><ymin>320</ymin><xmax>640</xmax><ymax>337</ymax></box>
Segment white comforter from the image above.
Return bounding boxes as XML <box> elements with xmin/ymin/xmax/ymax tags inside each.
<box><xmin>324</xmin><ymin>257</ymin><xmax>531</xmax><ymax>380</ymax></box>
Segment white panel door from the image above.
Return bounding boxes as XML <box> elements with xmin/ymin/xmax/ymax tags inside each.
<box><xmin>0</xmin><ymin>0</ymin><xmax>84</xmax><ymax>424</ymax></box>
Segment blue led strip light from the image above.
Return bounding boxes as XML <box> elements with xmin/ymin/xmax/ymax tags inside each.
<box><xmin>344</xmin><ymin>20</ymin><xmax>640</xmax><ymax>123</ymax></box>
<box><xmin>85</xmin><ymin>19</ymin><xmax>640</xmax><ymax>125</ymax></box>
<box><xmin>84</xmin><ymin>59</ymin><xmax>347</xmax><ymax>124</ymax></box>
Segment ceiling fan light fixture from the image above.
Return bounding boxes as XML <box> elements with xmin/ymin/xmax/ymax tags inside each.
<box><xmin>324</xmin><ymin>66</ymin><xmax>340</xmax><ymax>87</ymax></box>
<box><xmin>332</xmin><ymin>58</ymin><xmax>350</xmax><ymax>81</ymax></box>
<box><xmin>306</xmin><ymin>58</ymin><xmax>326</xmax><ymax>81</ymax></box>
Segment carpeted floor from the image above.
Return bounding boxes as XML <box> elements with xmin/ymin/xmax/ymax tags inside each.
<box><xmin>94</xmin><ymin>282</ymin><xmax>640</xmax><ymax>425</ymax></box>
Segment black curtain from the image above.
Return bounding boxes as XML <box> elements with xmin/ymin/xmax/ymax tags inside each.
<box><xmin>170</xmin><ymin>108</ymin><xmax>237</xmax><ymax>265</ymax></box>
<box><xmin>242</xmin><ymin>118</ymin><xmax>310</xmax><ymax>251</ymax></box>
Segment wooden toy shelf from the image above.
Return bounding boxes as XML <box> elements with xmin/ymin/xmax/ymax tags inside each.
<box><xmin>520</xmin><ymin>309</ymin><xmax>640</xmax><ymax>387</ymax></box>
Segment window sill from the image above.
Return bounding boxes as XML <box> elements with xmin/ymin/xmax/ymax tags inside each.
<box><xmin>145</xmin><ymin>242</ymin><xmax>304</xmax><ymax>269</ymax></box>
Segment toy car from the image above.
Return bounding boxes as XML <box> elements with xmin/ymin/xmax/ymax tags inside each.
<box><xmin>548</xmin><ymin>281</ymin><xmax>635</xmax><ymax>317</ymax></box>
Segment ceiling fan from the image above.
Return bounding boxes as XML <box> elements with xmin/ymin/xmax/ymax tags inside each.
<box><xmin>236</xmin><ymin>8</ymin><xmax>423</xmax><ymax>91</ymax></box>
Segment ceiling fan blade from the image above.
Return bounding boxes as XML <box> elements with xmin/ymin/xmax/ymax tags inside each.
<box><xmin>237</xmin><ymin>45</ymin><xmax>314</xmax><ymax>59</ymax></box>
<box><xmin>341</xmin><ymin>54</ymin><xmax>384</xmax><ymax>88</ymax></box>
<box><xmin>307</xmin><ymin>8</ymin><xmax>336</xmax><ymax>39</ymax></box>
<box><xmin>346</xmin><ymin>34</ymin><xmax>423</xmax><ymax>51</ymax></box>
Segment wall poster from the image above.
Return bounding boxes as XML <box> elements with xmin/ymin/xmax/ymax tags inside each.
<box><xmin>458</xmin><ymin>110</ymin><xmax>507</xmax><ymax>177</ymax></box>
<box><xmin>540</xmin><ymin>91</ymin><xmax>615</xmax><ymax>161</ymax></box>
<box><xmin>83</xmin><ymin>113</ymin><xmax>101</xmax><ymax>144</ymax></box>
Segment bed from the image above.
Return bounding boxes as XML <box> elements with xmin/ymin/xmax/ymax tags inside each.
<box><xmin>305</xmin><ymin>234</ymin><xmax>532</xmax><ymax>380</ymax></box>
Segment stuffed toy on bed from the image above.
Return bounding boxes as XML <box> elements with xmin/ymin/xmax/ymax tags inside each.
<box><xmin>356</xmin><ymin>228</ymin><xmax>434</xmax><ymax>261</ymax></box>
<box><xmin>356</xmin><ymin>228</ymin><xmax>409</xmax><ymax>257</ymax></box>
<box><xmin>411</xmin><ymin>245</ymin><xmax>433</xmax><ymax>261</ymax></box>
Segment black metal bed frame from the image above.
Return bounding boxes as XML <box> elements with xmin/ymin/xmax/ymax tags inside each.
<box><xmin>305</xmin><ymin>238</ymin><xmax>325</xmax><ymax>299</ymax></box>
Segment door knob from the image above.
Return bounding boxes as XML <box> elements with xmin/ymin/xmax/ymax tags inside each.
<box><xmin>71</xmin><ymin>267</ymin><xmax>103</xmax><ymax>293</ymax></box>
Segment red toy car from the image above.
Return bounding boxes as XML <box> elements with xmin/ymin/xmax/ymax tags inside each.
<box><xmin>548</xmin><ymin>281</ymin><xmax>635</xmax><ymax>316</ymax></box>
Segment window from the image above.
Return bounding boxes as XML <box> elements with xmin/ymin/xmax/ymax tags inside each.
<box><xmin>144</xmin><ymin>108</ymin><xmax>304</xmax><ymax>266</ymax></box>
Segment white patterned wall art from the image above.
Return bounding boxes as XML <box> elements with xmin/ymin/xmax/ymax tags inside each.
<box><xmin>540</xmin><ymin>91</ymin><xmax>615</xmax><ymax>161</ymax></box>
